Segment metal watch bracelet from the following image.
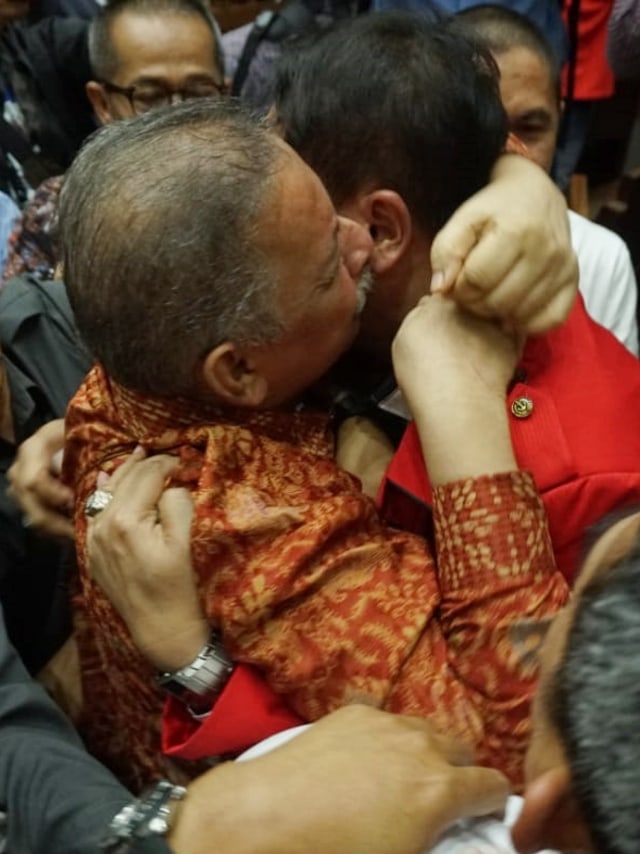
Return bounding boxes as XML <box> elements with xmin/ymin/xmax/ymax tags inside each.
<box><xmin>156</xmin><ymin>631</ymin><xmax>234</xmax><ymax>714</ymax></box>
<box><xmin>101</xmin><ymin>780</ymin><xmax>186</xmax><ymax>853</ymax></box>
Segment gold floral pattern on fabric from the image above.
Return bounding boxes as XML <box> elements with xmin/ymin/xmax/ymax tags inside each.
<box><xmin>64</xmin><ymin>364</ymin><xmax>567</xmax><ymax>793</ymax></box>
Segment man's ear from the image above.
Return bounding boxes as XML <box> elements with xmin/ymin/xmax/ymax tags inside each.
<box><xmin>347</xmin><ymin>190</ymin><xmax>412</xmax><ymax>275</ymax></box>
<box><xmin>200</xmin><ymin>342</ymin><xmax>268</xmax><ymax>408</ymax></box>
<box><xmin>85</xmin><ymin>81</ymin><xmax>113</xmax><ymax>126</ymax></box>
<box><xmin>511</xmin><ymin>766</ymin><xmax>592</xmax><ymax>854</ymax></box>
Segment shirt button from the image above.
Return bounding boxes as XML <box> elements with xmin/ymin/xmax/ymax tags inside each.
<box><xmin>511</xmin><ymin>396</ymin><xmax>534</xmax><ymax>419</ymax></box>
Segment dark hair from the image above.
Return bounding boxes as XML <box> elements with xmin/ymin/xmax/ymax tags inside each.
<box><xmin>456</xmin><ymin>4</ymin><xmax>561</xmax><ymax>95</ymax></box>
<box><xmin>551</xmin><ymin>538</ymin><xmax>640</xmax><ymax>854</ymax></box>
<box><xmin>273</xmin><ymin>12</ymin><xmax>508</xmax><ymax>237</ymax></box>
<box><xmin>58</xmin><ymin>99</ymin><xmax>284</xmax><ymax>397</ymax></box>
<box><xmin>89</xmin><ymin>0</ymin><xmax>224</xmax><ymax>81</ymax></box>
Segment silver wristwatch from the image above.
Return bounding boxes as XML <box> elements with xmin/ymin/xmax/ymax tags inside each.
<box><xmin>101</xmin><ymin>780</ymin><xmax>186</xmax><ymax>853</ymax></box>
<box><xmin>156</xmin><ymin>632</ymin><xmax>234</xmax><ymax>715</ymax></box>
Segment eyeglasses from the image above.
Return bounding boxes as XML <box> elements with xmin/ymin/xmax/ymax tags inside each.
<box><xmin>99</xmin><ymin>79</ymin><xmax>226</xmax><ymax>115</ymax></box>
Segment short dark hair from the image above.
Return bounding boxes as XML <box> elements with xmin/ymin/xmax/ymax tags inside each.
<box><xmin>58</xmin><ymin>99</ymin><xmax>284</xmax><ymax>397</ymax></box>
<box><xmin>551</xmin><ymin>539</ymin><xmax>640</xmax><ymax>854</ymax></box>
<box><xmin>89</xmin><ymin>0</ymin><xmax>224</xmax><ymax>81</ymax></box>
<box><xmin>273</xmin><ymin>12</ymin><xmax>508</xmax><ymax>238</ymax></box>
<box><xmin>456</xmin><ymin>4</ymin><xmax>561</xmax><ymax>95</ymax></box>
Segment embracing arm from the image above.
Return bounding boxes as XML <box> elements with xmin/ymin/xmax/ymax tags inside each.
<box><xmin>85</xmin><ymin>453</ymin><xmax>302</xmax><ymax>760</ymax></box>
<box><xmin>82</xmin><ymin>300</ymin><xmax>567</xmax><ymax>784</ymax></box>
<box><xmin>87</xmin><ymin>453</ymin><xmax>564</xmax><ymax>785</ymax></box>
<box><xmin>7</xmin><ymin>418</ymin><xmax>74</xmax><ymax>539</ymax></box>
<box><xmin>0</xmin><ymin>593</ymin><xmax>509</xmax><ymax>854</ymax></box>
<box><xmin>167</xmin><ymin>705</ymin><xmax>508</xmax><ymax>854</ymax></box>
<box><xmin>390</xmin><ymin>296</ymin><xmax>570</xmax><ymax>783</ymax></box>
<box><xmin>0</xmin><ymin>608</ymin><xmax>136</xmax><ymax>854</ymax></box>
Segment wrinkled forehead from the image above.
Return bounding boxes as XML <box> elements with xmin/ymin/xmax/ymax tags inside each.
<box><xmin>494</xmin><ymin>45</ymin><xmax>559</xmax><ymax>102</ymax></box>
<box><xmin>109</xmin><ymin>10</ymin><xmax>218</xmax><ymax>79</ymax></box>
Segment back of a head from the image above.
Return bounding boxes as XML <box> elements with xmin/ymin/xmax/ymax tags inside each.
<box><xmin>456</xmin><ymin>4</ymin><xmax>560</xmax><ymax>93</ymax></box>
<box><xmin>552</xmin><ymin>547</ymin><xmax>640</xmax><ymax>854</ymax></box>
<box><xmin>89</xmin><ymin>0</ymin><xmax>225</xmax><ymax>80</ymax></box>
<box><xmin>274</xmin><ymin>11</ymin><xmax>507</xmax><ymax>237</ymax></box>
<box><xmin>58</xmin><ymin>99</ymin><xmax>281</xmax><ymax>397</ymax></box>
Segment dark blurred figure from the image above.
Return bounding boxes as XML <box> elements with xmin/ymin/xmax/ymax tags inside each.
<box><xmin>28</xmin><ymin>0</ymin><xmax>98</xmax><ymax>22</ymax></box>
<box><xmin>0</xmin><ymin>275</ymin><xmax>89</xmax><ymax>673</ymax></box>
<box><xmin>0</xmin><ymin>0</ymin><xmax>94</xmax><ymax>204</ymax></box>
<box><xmin>224</xmin><ymin>0</ymin><xmax>368</xmax><ymax>112</ymax></box>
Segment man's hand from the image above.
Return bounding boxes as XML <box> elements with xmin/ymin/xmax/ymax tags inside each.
<box><xmin>86</xmin><ymin>451</ymin><xmax>209</xmax><ymax>672</ymax></box>
<box><xmin>7</xmin><ymin>419</ymin><xmax>74</xmax><ymax>539</ymax></box>
<box><xmin>431</xmin><ymin>154</ymin><xmax>578</xmax><ymax>334</ymax></box>
<box><xmin>170</xmin><ymin>705</ymin><xmax>509</xmax><ymax>854</ymax></box>
<box><xmin>392</xmin><ymin>295</ymin><xmax>519</xmax><ymax>484</ymax></box>
<box><xmin>393</xmin><ymin>294</ymin><xmax>520</xmax><ymax>409</ymax></box>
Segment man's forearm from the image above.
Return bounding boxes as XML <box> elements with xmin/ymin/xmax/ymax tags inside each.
<box><xmin>0</xmin><ymin>726</ymin><xmax>132</xmax><ymax>854</ymax></box>
<box><xmin>432</xmin><ymin>470</ymin><xmax>569</xmax><ymax>786</ymax></box>
<box><xmin>411</xmin><ymin>390</ymin><xmax>517</xmax><ymax>485</ymax></box>
<box><xmin>0</xmin><ymin>617</ymin><xmax>134</xmax><ymax>854</ymax></box>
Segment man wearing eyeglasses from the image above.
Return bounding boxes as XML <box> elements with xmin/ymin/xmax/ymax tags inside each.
<box><xmin>2</xmin><ymin>0</ymin><xmax>226</xmax><ymax>284</ymax></box>
<box><xmin>86</xmin><ymin>0</ymin><xmax>226</xmax><ymax>123</ymax></box>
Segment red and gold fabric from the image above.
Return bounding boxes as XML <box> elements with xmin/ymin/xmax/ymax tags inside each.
<box><xmin>64</xmin><ymin>366</ymin><xmax>567</xmax><ymax>792</ymax></box>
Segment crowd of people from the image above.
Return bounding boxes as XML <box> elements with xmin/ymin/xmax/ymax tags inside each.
<box><xmin>0</xmin><ymin>0</ymin><xmax>639</xmax><ymax>852</ymax></box>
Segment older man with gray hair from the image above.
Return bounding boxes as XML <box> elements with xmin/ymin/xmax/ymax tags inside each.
<box><xmin>53</xmin><ymin>57</ymin><xmax>570</xmax><ymax>802</ymax></box>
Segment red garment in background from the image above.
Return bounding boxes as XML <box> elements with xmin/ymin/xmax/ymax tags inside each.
<box><xmin>562</xmin><ymin>0</ymin><xmax>615</xmax><ymax>99</ymax></box>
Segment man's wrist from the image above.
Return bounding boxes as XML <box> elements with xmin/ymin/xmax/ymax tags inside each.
<box><xmin>415</xmin><ymin>397</ymin><xmax>516</xmax><ymax>484</ymax></box>
<box><xmin>144</xmin><ymin>620</ymin><xmax>210</xmax><ymax>673</ymax></box>
<box><xmin>157</xmin><ymin>631</ymin><xmax>234</xmax><ymax>714</ymax></box>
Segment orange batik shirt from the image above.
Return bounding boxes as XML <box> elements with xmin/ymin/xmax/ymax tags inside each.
<box><xmin>64</xmin><ymin>364</ymin><xmax>568</xmax><ymax>793</ymax></box>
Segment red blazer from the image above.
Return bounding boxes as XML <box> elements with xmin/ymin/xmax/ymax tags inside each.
<box><xmin>380</xmin><ymin>295</ymin><xmax>640</xmax><ymax>584</ymax></box>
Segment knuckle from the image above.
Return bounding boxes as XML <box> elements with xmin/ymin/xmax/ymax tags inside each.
<box><xmin>96</xmin><ymin>508</ymin><xmax>130</xmax><ymax>540</ymax></box>
<box><xmin>458</xmin><ymin>264</ymin><xmax>494</xmax><ymax>295</ymax></box>
<box><xmin>338</xmin><ymin>703</ymin><xmax>373</xmax><ymax>724</ymax></box>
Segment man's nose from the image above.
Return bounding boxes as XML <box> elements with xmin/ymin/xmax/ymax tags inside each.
<box><xmin>338</xmin><ymin>216</ymin><xmax>373</xmax><ymax>279</ymax></box>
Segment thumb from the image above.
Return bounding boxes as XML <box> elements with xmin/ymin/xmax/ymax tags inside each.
<box><xmin>158</xmin><ymin>487</ymin><xmax>194</xmax><ymax>547</ymax></box>
<box><xmin>430</xmin><ymin>196</ymin><xmax>487</xmax><ymax>294</ymax></box>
